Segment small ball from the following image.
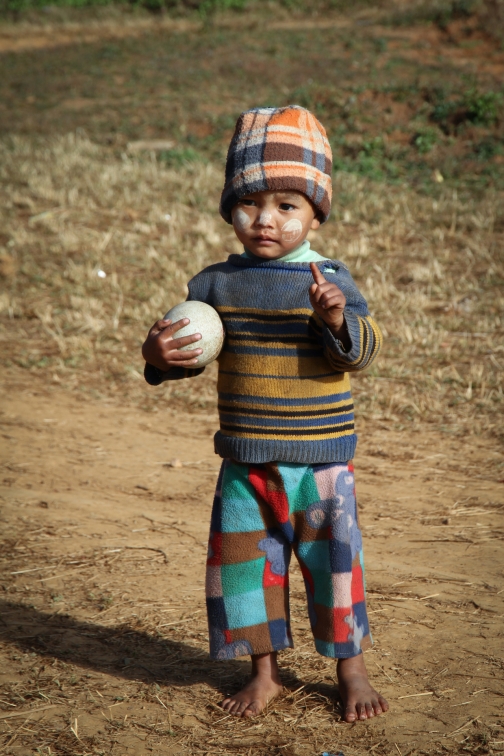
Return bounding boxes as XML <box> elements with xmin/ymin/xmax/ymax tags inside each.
<box><xmin>164</xmin><ymin>300</ymin><xmax>225</xmax><ymax>367</ymax></box>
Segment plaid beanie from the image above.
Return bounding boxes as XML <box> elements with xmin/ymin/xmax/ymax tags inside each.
<box><xmin>219</xmin><ymin>105</ymin><xmax>333</xmax><ymax>224</ymax></box>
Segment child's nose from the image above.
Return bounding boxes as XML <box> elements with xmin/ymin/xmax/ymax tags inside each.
<box><xmin>256</xmin><ymin>210</ymin><xmax>273</xmax><ymax>227</ymax></box>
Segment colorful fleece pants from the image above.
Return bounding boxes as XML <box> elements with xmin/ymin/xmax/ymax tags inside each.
<box><xmin>206</xmin><ymin>459</ymin><xmax>372</xmax><ymax>660</ymax></box>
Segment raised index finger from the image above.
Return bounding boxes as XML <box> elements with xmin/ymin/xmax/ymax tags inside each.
<box><xmin>310</xmin><ymin>262</ymin><xmax>326</xmax><ymax>285</ymax></box>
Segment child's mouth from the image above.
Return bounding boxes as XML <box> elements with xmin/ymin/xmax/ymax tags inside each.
<box><xmin>254</xmin><ymin>235</ymin><xmax>276</xmax><ymax>244</ymax></box>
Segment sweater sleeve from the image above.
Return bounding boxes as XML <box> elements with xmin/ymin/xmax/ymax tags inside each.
<box><xmin>322</xmin><ymin>314</ymin><xmax>382</xmax><ymax>372</ymax></box>
<box><xmin>317</xmin><ymin>262</ymin><xmax>383</xmax><ymax>373</ymax></box>
<box><xmin>144</xmin><ymin>363</ymin><xmax>205</xmax><ymax>385</ymax></box>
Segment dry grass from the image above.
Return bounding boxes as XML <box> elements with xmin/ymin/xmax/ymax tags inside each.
<box><xmin>1</xmin><ymin>133</ymin><xmax>502</xmax><ymax>440</ymax></box>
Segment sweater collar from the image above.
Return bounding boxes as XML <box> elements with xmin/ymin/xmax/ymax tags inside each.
<box><xmin>241</xmin><ymin>240</ymin><xmax>327</xmax><ymax>264</ymax></box>
<box><xmin>228</xmin><ymin>253</ymin><xmax>340</xmax><ymax>273</ymax></box>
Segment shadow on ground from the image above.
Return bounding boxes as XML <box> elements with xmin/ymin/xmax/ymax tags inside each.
<box><xmin>0</xmin><ymin>601</ymin><xmax>338</xmax><ymax>705</ymax></box>
<box><xmin>0</xmin><ymin>600</ymin><xmax>246</xmax><ymax>687</ymax></box>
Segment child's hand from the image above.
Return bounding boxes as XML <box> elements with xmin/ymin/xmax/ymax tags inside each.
<box><xmin>309</xmin><ymin>263</ymin><xmax>351</xmax><ymax>351</ymax></box>
<box><xmin>142</xmin><ymin>318</ymin><xmax>203</xmax><ymax>371</ymax></box>
<box><xmin>309</xmin><ymin>263</ymin><xmax>346</xmax><ymax>330</ymax></box>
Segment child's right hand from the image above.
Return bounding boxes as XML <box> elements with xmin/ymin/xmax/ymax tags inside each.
<box><xmin>141</xmin><ymin>318</ymin><xmax>203</xmax><ymax>371</ymax></box>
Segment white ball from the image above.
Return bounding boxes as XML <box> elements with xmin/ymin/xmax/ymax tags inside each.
<box><xmin>164</xmin><ymin>300</ymin><xmax>225</xmax><ymax>368</ymax></box>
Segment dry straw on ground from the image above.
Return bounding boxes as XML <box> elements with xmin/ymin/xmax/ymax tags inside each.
<box><xmin>1</xmin><ymin>133</ymin><xmax>502</xmax><ymax>439</ymax></box>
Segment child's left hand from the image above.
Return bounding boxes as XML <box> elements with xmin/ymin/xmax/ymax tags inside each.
<box><xmin>309</xmin><ymin>262</ymin><xmax>347</xmax><ymax>332</ymax></box>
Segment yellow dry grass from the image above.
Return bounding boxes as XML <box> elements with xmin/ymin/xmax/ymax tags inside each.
<box><xmin>1</xmin><ymin>132</ymin><xmax>503</xmax><ymax>440</ymax></box>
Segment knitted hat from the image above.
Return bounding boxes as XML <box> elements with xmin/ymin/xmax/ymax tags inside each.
<box><xmin>219</xmin><ymin>105</ymin><xmax>333</xmax><ymax>224</ymax></box>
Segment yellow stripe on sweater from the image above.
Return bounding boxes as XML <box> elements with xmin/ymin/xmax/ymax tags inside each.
<box><xmin>219</xmin><ymin>353</ymin><xmax>344</xmax><ymax>377</ymax></box>
<box><xmin>218</xmin><ymin>396</ymin><xmax>353</xmax><ymax>412</ymax></box>
<box><xmin>216</xmin><ymin>306</ymin><xmax>314</xmax><ymax>318</ymax></box>
<box><xmin>220</xmin><ymin>427</ymin><xmax>356</xmax><ymax>442</ymax></box>
<box><xmin>217</xmin><ymin>370</ymin><xmax>351</xmax><ymax>398</ymax></box>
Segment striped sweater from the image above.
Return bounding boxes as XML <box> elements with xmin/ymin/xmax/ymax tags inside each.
<box><xmin>145</xmin><ymin>254</ymin><xmax>382</xmax><ymax>464</ymax></box>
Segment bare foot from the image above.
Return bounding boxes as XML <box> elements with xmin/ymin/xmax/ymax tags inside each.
<box><xmin>221</xmin><ymin>652</ymin><xmax>283</xmax><ymax>718</ymax></box>
<box><xmin>337</xmin><ymin>654</ymin><xmax>389</xmax><ymax>722</ymax></box>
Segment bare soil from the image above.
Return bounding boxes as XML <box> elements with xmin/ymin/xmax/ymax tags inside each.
<box><xmin>1</xmin><ymin>368</ymin><xmax>503</xmax><ymax>755</ymax></box>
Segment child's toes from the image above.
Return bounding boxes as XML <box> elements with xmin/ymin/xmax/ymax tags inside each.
<box><xmin>344</xmin><ymin>705</ymin><xmax>358</xmax><ymax>722</ymax></box>
<box><xmin>237</xmin><ymin>701</ymin><xmax>252</xmax><ymax>716</ymax></box>
<box><xmin>379</xmin><ymin>695</ymin><xmax>389</xmax><ymax>712</ymax></box>
<box><xmin>222</xmin><ymin>697</ymin><xmax>241</xmax><ymax>714</ymax></box>
<box><xmin>358</xmin><ymin>703</ymin><xmax>369</xmax><ymax>720</ymax></box>
<box><xmin>365</xmin><ymin>702</ymin><xmax>375</xmax><ymax>718</ymax></box>
<box><xmin>372</xmin><ymin>698</ymin><xmax>383</xmax><ymax>715</ymax></box>
<box><xmin>243</xmin><ymin>701</ymin><xmax>261</xmax><ymax>718</ymax></box>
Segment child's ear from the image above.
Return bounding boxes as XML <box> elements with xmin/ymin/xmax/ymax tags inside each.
<box><xmin>310</xmin><ymin>216</ymin><xmax>321</xmax><ymax>231</ymax></box>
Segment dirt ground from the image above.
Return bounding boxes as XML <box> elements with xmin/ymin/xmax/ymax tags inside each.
<box><xmin>1</xmin><ymin>366</ymin><xmax>503</xmax><ymax>756</ymax></box>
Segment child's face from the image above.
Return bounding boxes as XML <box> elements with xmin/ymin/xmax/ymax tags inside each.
<box><xmin>231</xmin><ymin>190</ymin><xmax>320</xmax><ymax>259</ymax></box>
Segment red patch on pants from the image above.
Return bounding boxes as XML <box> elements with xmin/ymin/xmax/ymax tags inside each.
<box><xmin>249</xmin><ymin>467</ymin><xmax>289</xmax><ymax>524</ymax></box>
<box><xmin>351</xmin><ymin>563</ymin><xmax>365</xmax><ymax>605</ymax></box>
<box><xmin>263</xmin><ymin>560</ymin><xmax>288</xmax><ymax>588</ymax></box>
<box><xmin>299</xmin><ymin>561</ymin><xmax>315</xmax><ymax>596</ymax></box>
<box><xmin>207</xmin><ymin>532</ymin><xmax>222</xmax><ymax>567</ymax></box>
<box><xmin>333</xmin><ymin>607</ymin><xmax>353</xmax><ymax>643</ymax></box>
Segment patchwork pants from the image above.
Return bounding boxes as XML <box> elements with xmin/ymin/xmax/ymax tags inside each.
<box><xmin>206</xmin><ymin>459</ymin><xmax>372</xmax><ymax>660</ymax></box>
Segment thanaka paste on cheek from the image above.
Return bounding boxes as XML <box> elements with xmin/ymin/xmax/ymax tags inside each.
<box><xmin>233</xmin><ymin>208</ymin><xmax>252</xmax><ymax>231</ymax></box>
<box><xmin>281</xmin><ymin>218</ymin><xmax>303</xmax><ymax>243</ymax></box>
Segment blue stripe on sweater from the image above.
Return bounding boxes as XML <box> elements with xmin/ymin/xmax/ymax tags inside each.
<box><xmin>228</xmin><ymin>334</ymin><xmax>313</xmax><ymax>344</ymax></box>
<box><xmin>218</xmin><ymin>391</ymin><xmax>353</xmax><ymax>406</ymax></box>
<box><xmin>223</xmin><ymin>321</ymin><xmax>309</xmax><ymax>335</ymax></box>
<box><xmin>219</xmin><ymin>412</ymin><xmax>355</xmax><ymax>429</ymax></box>
<box><xmin>223</xmin><ymin>345</ymin><xmax>323</xmax><ymax>357</ymax></box>
<box><xmin>218</xmin><ymin>403</ymin><xmax>353</xmax><ymax>418</ymax></box>
<box><xmin>218</xmin><ymin>370</ymin><xmax>338</xmax><ymax>380</ymax></box>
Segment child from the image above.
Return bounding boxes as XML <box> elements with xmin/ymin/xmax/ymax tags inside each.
<box><xmin>142</xmin><ymin>106</ymin><xmax>389</xmax><ymax>723</ymax></box>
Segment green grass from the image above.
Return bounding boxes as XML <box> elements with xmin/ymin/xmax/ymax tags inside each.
<box><xmin>413</xmin><ymin>128</ymin><xmax>439</xmax><ymax>154</ymax></box>
<box><xmin>0</xmin><ymin>0</ymin><xmax>389</xmax><ymax>13</ymax></box>
<box><xmin>386</xmin><ymin>0</ymin><xmax>478</xmax><ymax>27</ymax></box>
<box><xmin>1</xmin><ymin>2</ymin><xmax>503</xmax><ymax>194</ymax></box>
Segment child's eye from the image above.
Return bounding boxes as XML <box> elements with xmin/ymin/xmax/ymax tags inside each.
<box><xmin>280</xmin><ymin>203</ymin><xmax>296</xmax><ymax>211</ymax></box>
<box><xmin>240</xmin><ymin>199</ymin><xmax>256</xmax><ymax>206</ymax></box>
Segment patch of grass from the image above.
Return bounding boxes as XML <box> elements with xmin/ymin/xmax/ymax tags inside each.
<box><xmin>288</xmin><ymin>84</ymin><xmax>342</xmax><ymax>118</ymax></box>
<box><xmin>0</xmin><ymin>0</ymin><xmax>249</xmax><ymax>14</ymax></box>
<box><xmin>429</xmin><ymin>87</ymin><xmax>503</xmax><ymax>133</ymax></box>
<box><xmin>413</xmin><ymin>126</ymin><xmax>440</xmax><ymax>153</ymax></box>
<box><xmin>332</xmin><ymin>135</ymin><xmax>404</xmax><ymax>182</ymax></box>
<box><xmin>158</xmin><ymin>146</ymin><xmax>205</xmax><ymax>167</ymax></box>
<box><xmin>386</xmin><ymin>0</ymin><xmax>478</xmax><ymax>28</ymax></box>
<box><xmin>1</xmin><ymin>6</ymin><xmax>502</xmax><ymax>192</ymax></box>
<box><xmin>463</xmin><ymin>88</ymin><xmax>503</xmax><ymax>125</ymax></box>
<box><xmin>197</xmin><ymin>0</ymin><xmax>247</xmax><ymax>15</ymax></box>
<box><xmin>3</xmin><ymin>0</ymin><xmax>112</xmax><ymax>11</ymax></box>
<box><xmin>473</xmin><ymin>136</ymin><xmax>503</xmax><ymax>160</ymax></box>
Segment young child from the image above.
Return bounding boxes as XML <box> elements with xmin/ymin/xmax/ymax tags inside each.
<box><xmin>142</xmin><ymin>106</ymin><xmax>389</xmax><ymax>723</ymax></box>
